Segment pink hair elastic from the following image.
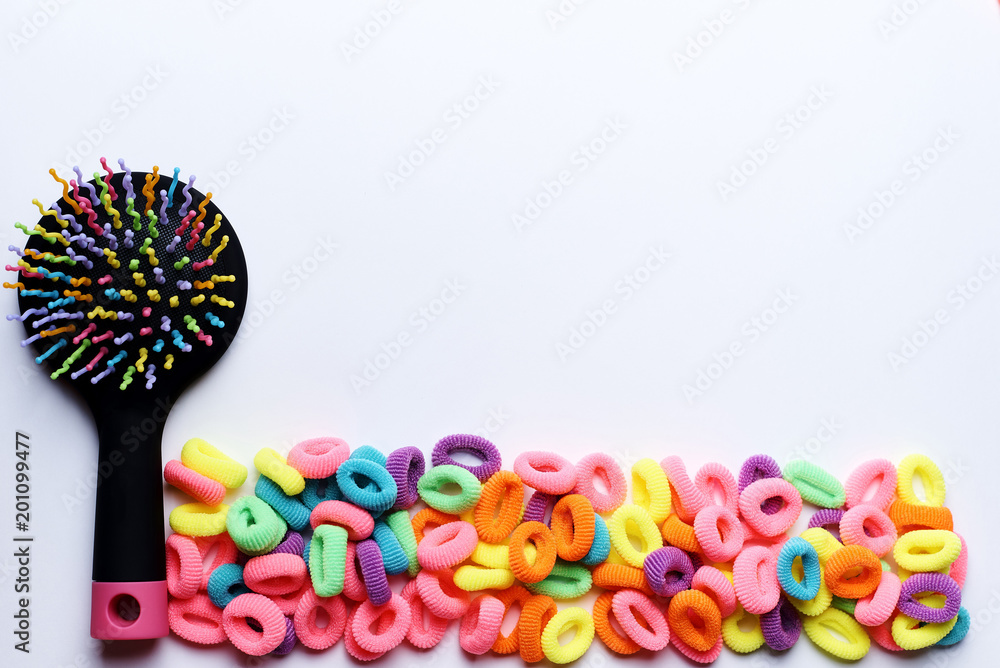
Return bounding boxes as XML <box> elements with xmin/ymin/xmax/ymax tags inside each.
<box><xmin>694</xmin><ymin>506</ymin><xmax>745</xmax><ymax>562</ymax></box>
<box><xmin>310</xmin><ymin>500</ymin><xmax>374</xmax><ymax>540</ymax></box>
<box><xmin>695</xmin><ymin>462</ymin><xmax>739</xmax><ymax>515</ymax></box>
<box><xmin>352</xmin><ymin>593</ymin><xmax>412</xmax><ymax>654</ymax></box>
<box><xmin>195</xmin><ymin>533</ymin><xmax>239</xmax><ymax>590</ymax></box>
<box><xmin>854</xmin><ymin>571</ymin><xmax>901</xmax><ymax>627</ymax></box>
<box><xmin>166</xmin><ymin>533</ymin><xmax>203</xmax><ymax>599</ymax></box>
<box><xmin>574</xmin><ymin>453</ymin><xmax>628</xmax><ymax>513</ymax></box>
<box><xmin>415</xmin><ymin>568</ymin><xmax>470</xmax><ymax>619</ymax></box>
<box><xmin>287</xmin><ymin>437</ymin><xmax>351</xmax><ymax>479</ymax></box>
<box><xmin>342</xmin><ymin>542</ymin><xmax>368</xmax><ymax>602</ymax></box>
<box><xmin>738</xmin><ymin>478</ymin><xmax>802</xmax><ymax>537</ymax></box>
<box><xmin>513</xmin><ymin>451</ymin><xmax>577</xmax><ymax>495</ymax></box>
<box><xmin>839</xmin><ymin>504</ymin><xmax>897</xmax><ymax>557</ymax></box>
<box><xmin>168</xmin><ymin>593</ymin><xmax>227</xmax><ymax>645</ymax></box>
<box><xmin>950</xmin><ymin>532</ymin><xmax>968</xmax><ymax>588</ymax></box>
<box><xmin>242</xmin><ymin>553</ymin><xmax>307</xmax><ymax>596</ymax></box>
<box><xmin>844</xmin><ymin>458</ymin><xmax>897</xmax><ymax>511</ymax></box>
<box><xmin>401</xmin><ymin>579</ymin><xmax>450</xmax><ymax>649</ymax></box>
<box><xmin>868</xmin><ymin>612</ymin><xmax>905</xmax><ymax>652</ymax></box>
<box><xmin>610</xmin><ymin>589</ymin><xmax>670</xmax><ymax>651</ymax></box>
<box><xmin>222</xmin><ymin>593</ymin><xmax>288</xmax><ymax>656</ymax></box>
<box><xmin>661</xmin><ymin>456</ymin><xmax>708</xmax><ymax>521</ymax></box>
<box><xmin>293</xmin><ymin>587</ymin><xmax>346</xmax><ymax>650</ymax></box>
<box><xmin>733</xmin><ymin>546</ymin><xmax>781</xmax><ymax>615</ymax></box>
<box><xmin>344</xmin><ymin>605</ymin><xmax>386</xmax><ymax>661</ymax></box>
<box><xmin>270</xmin><ymin>580</ymin><xmax>309</xmax><ymax>615</ymax></box>
<box><xmin>164</xmin><ymin>459</ymin><xmax>226</xmax><ymax>506</ymax></box>
<box><xmin>692</xmin><ymin>566</ymin><xmax>737</xmax><ymax>618</ymax></box>
<box><xmin>459</xmin><ymin>594</ymin><xmax>505</xmax><ymax>655</ymax></box>
<box><xmin>670</xmin><ymin>631</ymin><xmax>724</xmax><ymax>664</ymax></box>
<box><xmin>417</xmin><ymin>520</ymin><xmax>478</xmax><ymax>571</ymax></box>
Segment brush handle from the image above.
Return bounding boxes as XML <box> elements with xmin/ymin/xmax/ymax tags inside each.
<box><xmin>90</xmin><ymin>403</ymin><xmax>169</xmax><ymax>639</ymax></box>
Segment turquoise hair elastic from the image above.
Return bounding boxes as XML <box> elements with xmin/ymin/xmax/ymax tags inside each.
<box><xmin>255</xmin><ymin>475</ymin><xmax>311</xmax><ymax>530</ymax></box>
<box><xmin>580</xmin><ymin>514</ymin><xmax>611</xmax><ymax>566</ymax></box>
<box><xmin>301</xmin><ymin>475</ymin><xmax>341</xmax><ymax>510</ymax></box>
<box><xmin>777</xmin><ymin>537</ymin><xmax>821</xmax><ymax>601</ymax></box>
<box><xmin>936</xmin><ymin>607</ymin><xmax>971</xmax><ymax>646</ymax></box>
<box><xmin>385</xmin><ymin>510</ymin><xmax>420</xmax><ymax>577</ymax></box>
<box><xmin>207</xmin><ymin>563</ymin><xmax>251</xmax><ymax>609</ymax></box>
<box><xmin>372</xmin><ymin>519</ymin><xmax>410</xmax><ymax>575</ymax></box>
<box><xmin>350</xmin><ymin>445</ymin><xmax>387</xmax><ymax>467</ymax></box>
<box><xmin>336</xmin><ymin>458</ymin><xmax>398</xmax><ymax>515</ymax></box>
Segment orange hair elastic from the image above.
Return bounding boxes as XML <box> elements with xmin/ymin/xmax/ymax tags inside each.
<box><xmin>509</xmin><ymin>521</ymin><xmax>558</xmax><ymax>584</ymax></box>
<box><xmin>411</xmin><ymin>508</ymin><xmax>459</xmax><ymax>543</ymax></box>
<box><xmin>825</xmin><ymin>545</ymin><xmax>882</xmax><ymax>599</ymax></box>
<box><xmin>887</xmin><ymin>501</ymin><xmax>954</xmax><ymax>534</ymax></box>
<box><xmin>551</xmin><ymin>494</ymin><xmax>596</xmax><ymax>562</ymax></box>
<box><xmin>518</xmin><ymin>595</ymin><xmax>559</xmax><ymax>663</ymax></box>
<box><xmin>668</xmin><ymin>590</ymin><xmax>722</xmax><ymax>652</ymax></box>
<box><xmin>661</xmin><ymin>513</ymin><xmax>701</xmax><ymax>553</ymax></box>
<box><xmin>593</xmin><ymin>590</ymin><xmax>641</xmax><ymax>655</ymax></box>
<box><xmin>591</xmin><ymin>563</ymin><xmax>656</xmax><ymax>597</ymax></box>
<box><xmin>492</xmin><ymin>585</ymin><xmax>533</xmax><ymax>655</ymax></box>
<box><xmin>474</xmin><ymin>470</ymin><xmax>525</xmax><ymax>543</ymax></box>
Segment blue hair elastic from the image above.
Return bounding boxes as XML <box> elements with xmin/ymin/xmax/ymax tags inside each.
<box><xmin>301</xmin><ymin>475</ymin><xmax>342</xmax><ymax>509</ymax></box>
<box><xmin>777</xmin><ymin>536</ymin><xmax>821</xmax><ymax>601</ymax></box>
<box><xmin>579</xmin><ymin>513</ymin><xmax>611</xmax><ymax>566</ymax></box>
<box><xmin>350</xmin><ymin>445</ymin><xmax>387</xmax><ymax>467</ymax></box>
<box><xmin>255</xmin><ymin>474</ymin><xmax>311</xmax><ymax>530</ymax></box>
<box><xmin>336</xmin><ymin>458</ymin><xmax>397</xmax><ymax>515</ymax></box>
<box><xmin>207</xmin><ymin>563</ymin><xmax>251</xmax><ymax>609</ymax></box>
<box><xmin>937</xmin><ymin>607</ymin><xmax>971</xmax><ymax>646</ymax></box>
<box><xmin>372</xmin><ymin>519</ymin><xmax>410</xmax><ymax>575</ymax></box>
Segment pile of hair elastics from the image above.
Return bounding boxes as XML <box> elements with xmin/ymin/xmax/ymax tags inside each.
<box><xmin>162</xmin><ymin>435</ymin><xmax>968</xmax><ymax>662</ymax></box>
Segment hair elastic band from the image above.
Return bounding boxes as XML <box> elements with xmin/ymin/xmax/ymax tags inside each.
<box><xmin>733</xmin><ymin>545</ymin><xmax>780</xmax><ymax>615</ymax></box>
<box><xmin>168</xmin><ymin>593</ymin><xmax>227</xmax><ymax>645</ymax></box>
<box><xmin>287</xmin><ymin>437</ymin><xmax>350</xmax><ymax>479</ymax></box>
<box><xmin>222</xmin><ymin>593</ymin><xmax>287</xmax><ymax>656</ymax></box>
<box><xmin>417</xmin><ymin>464</ymin><xmax>482</xmax><ymax>514</ymax></box>
<box><xmin>540</xmin><ymin>606</ymin><xmax>594</xmax><ymax>664</ymax></box>
<box><xmin>474</xmin><ymin>470</ymin><xmax>524</xmax><ymax>543</ymax></box>
<box><xmin>513</xmin><ymin>451</ymin><xmax>577</xmax><ymax>495</ymax></box>
<box><xmin>643</xmin><ymin>546</ymin><xmax>694</xmax><ymax>597</ymax></box>
<box><xmin>574</xmin><ymin>453</ymin><xmax>627</xmax><ymax>513</ymax></box>
<box><xmin>782</xmin><ymin>460</ymin><xmax>845</xmax><ymax>509</ymax></box>
<box><xmin>459</xmin><ymin>594</ymin><xmax>505</xmax><ymax>655</ymax></box>
<box><xmin>432</xmin><ymin>434</ymin><xmax>502</xmax><ymax>482</ymax></box>
<box><xmin>166</xmin><ymin>533</ymin><xmax>203</xmax><ymax>599</ymax></box>
<box><xmin>631</xmin><ymin>458</ymin><xmax>672</xmax><ymax>523</ymax></box>
<box><xmin>165</xmin><ymin>459</ymin><xmax>227</xmax><ymax>506</ymax></box>
<box><xmin>760</xmin><ymin>596</ymin><xmax>801</xmax><ymax>651</ymax></box>
<box><xmin>844</xmin><ymin>458</ymin><xmax>896</xmax><ymax>510</ymax></box>
<box><xmin>181</xmin><ymin>438</ymin><xmax>248</xmax><ymax>489</ymax></box>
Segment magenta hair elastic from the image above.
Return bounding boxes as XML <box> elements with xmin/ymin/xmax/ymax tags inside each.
<box><xmin>840</xmin><ymin>504</ymin><xmax>897</xmax><ymax>557</ymax></box>
<box><xmin>694</xmin><ymin>505</ymin><xmax>745</xmax><ymax>562</ymax></box>
<box><xmin>459</xmin><ymin>594</ymin><xmax>505</xmax><ymax>655</ymax></box>
<box><xmin>844</xmin><ymin>458</ymin><xmax>897</xmax><ymax>511</ymax></box>
<box><xmin>243</xmin><ymin>553</ymin><xmax>308</xmax><ymax>596</ymax></box>
<box><xmin>738</xmin><ymin>478</ymin><xmax>802</xmax><ymax>537</ymax></box>
<box><xmin>352</xmin><ymin>593</ymin><xmax>412</xmax><ymax>654</ymax></box>
<box><xmin>733</xmin><ymin>546</ymin><xmax>781</xmax><ymax>615</ymax></box>
<box><xmin>574</xmin><ymin>453</ymin><xmax>628</xmax><ymax>513</ymax></box>
<box><xmin>166</xmin><ymin>533</ymin><xmax>203</xmax><ymax>599</ymax></box>
<box><xmin>401</xmin><ymin>579</ymin><xmax>450</xmax><ymax>649</ymax></box>
<box><xmin>854</xmin><ymin>571</ymin><xmax>901</xmax><ymax>627</ymax></box>
<box><xmin>415</xmin><ymin>568</ymin><xmax>470</xmax><ymax>620</ymax></box>
<box><xmin>661</xmin><ymin>456</ymin><xmax>708</xmax><ymax>521</ymax></box>
<box><xmin>513</xmin><ymin>451</ymin><xmax>577</xmax><ymax>495</ymax></box>
<box><xmin>432</xmin><ymin>434</ymin><xmax>502</xmax><ymax>482</ymax></box>
<box><xmin>164</xmin><ymin>459</ymin><xmax>227</xmax><ymax>506</ymax></box>
<box><xmin>287</xmin><ymin>437</ymin><xmax>350</xmax><ymax>479</ymax></box>
<box><xmin>611</xmin><ymin>589</ymin><xmax>670</xmax><ymax>651</ymax></box>
<box><xmin>417</xmin><ymin>520</ymin><xmax>478</xmax><ymax>571</ymax></box>
<box><xmin>344</xmin><ymin>605</ymin><xmax>385</xmax><ymax>662</ymax></box>
<box><xmin>222</xmin><ymin>593</ymin><xmax>288</xmax><ymax>656</ymax></box>
<box><xmin>310</xmin><ymin>500</ymin><xmax>374</xmax><ymax>540</ymax></box>
<box><xmin>692</xmin><ymin>566</ymin><xmax>737</xmax><ymax>618</ymax></box>
<box><xmin>695</xmin><ymin>462</ymin><xmax>739</xmax><ymax>515</ymax></box>
<box><xmin>168</xmin><ymin>593</ymin><xmax>227</xmax><ymax>645</ymax></box>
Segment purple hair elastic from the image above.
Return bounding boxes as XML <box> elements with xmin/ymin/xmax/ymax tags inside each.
<box><xmin>272</xmin><ymin>616</ymin><xmax>297</xmax><ymax>655</ymax></box>
<box><xmin>760</xmin><ymin>597</ymin><xmax>801</xmax><ymax>651</ymax></box>
<box><xmin>356</xmin><ymin>539</ymin><xmax>391</xmax><ymax>606</ymax></box>
<box><xmin>430</xmin><ymin>434</ymin><xmax>502</xmax><ymax>482</ymax></box>
<box><xmin>739</xmin><ymin>454</ymin><xmax>784</xmax><ymax>514</ymax></box>
<box><xmin>643</xmin><ymin>546</ymin><xmax>695</xmax><ymax>597</ymax></box>
<box><xmin>522</xmin><ymin>490</ymin><xmax>555</xmax><ymax>525</ymax></box>
<box><xmin>269</xmin><ymin>531</ymin><xmax>305</xmax><ymax>557</ymax></box>
<box><xmin>386</xmin><ymin>446</ymin><xmax>425</xmax><ymax>510</ymax></box>
<box><xmin>807</xmin><ymin>508</ymin><xmax>846</xmax><ymax>541</ymax></box>
<box><xmin>898</xmin><ymin>572</ymin><xmax>962</xmax><ymax>624</ymax></box>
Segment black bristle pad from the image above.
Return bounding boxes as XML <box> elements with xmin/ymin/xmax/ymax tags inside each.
<box><xmin>12</xmin><ymin>168</ymin><xmax>248</xmax><ymax>586</ymax></box>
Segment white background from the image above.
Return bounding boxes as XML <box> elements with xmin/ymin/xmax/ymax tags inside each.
<box><xmin>2</xmin><ymin>1</ymin><xmax>999</xmax><ymax>666</ymax></box>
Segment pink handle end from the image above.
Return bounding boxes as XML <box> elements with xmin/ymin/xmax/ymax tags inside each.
<box><xmin>91</xmin><ymin>580</ymin><xmax>168</xmax><ymax>640</ymax></box>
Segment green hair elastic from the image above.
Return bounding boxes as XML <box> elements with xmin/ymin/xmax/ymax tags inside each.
<box><xmin>417</xmin><ymin>464</ymin><xmax>483</xmax><ymax>514</ymax></box>
<box><xmin>524</xmin><ymin>561</ymin><xmax>593</xmax><ymax>600</ymax></box>
<box><xmin>309</xmin><ymin>524</ymin><xmax>348</xmax><ymax>597</ymax></box>
<box><xmin>225</xmin><ymin>496</ymin><xmax>287</xmax><ymax>556</ymax></box>
<box><xmin>783</xmin><ymin>461</ymin><xmax>846</xmax><ymax>509</ymax></box>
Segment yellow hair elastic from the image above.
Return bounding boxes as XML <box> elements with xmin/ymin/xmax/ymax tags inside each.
<box><xmin>471</xmin><ymin>541</ymin><xmax>512</xmax><ymax>569</ymax></box>
<box><xmin>180</xmin><ymin>438</ymin><xmax>248</xmax><ymax>489</ymax></box>
<box><xmin>799</xmin><ymin>527</ymin><xmax>843</xmax><ymax>566</ymax></box>
<box><xmin>788</xmin><ymin>561</ymin><xmax>833</xmax><ymax>617</ymax></box>
<box><xmin>896</xmin><ymin>454</ymin><xmax>946</xmax><ymax>507</ymax></box>
<box><xmin>540</xmin><ymin>607</ymin><xmax>595</xmax><ymax>665</ymax></box>
<box><xmin>631</xmin><ymin>458</ymin><xmax>672</xmax><ymax>524</ymax></box>
<box><xmin>802</xmin><ymin>608</ymin><xmax>871</xmax><ymax>661</ymax></box>
<box><xmin>254</xmin><ymin>447</ymin><xmax>305</xmax><ymax>496</ymax></box>
<box><xmin>608</xmin><ymin>505</ymin><xmax>662</xmax><ymax>568</ymax></box>
<box><xmin>721</xmin><ymin>603</ymin><xmax>765</xmax><ymax>654</ymax></box>
<box><xmin>893</xmin><ymin>530</ymin><xmax>961</xmax><ymax>572</ymax></box>
<box><xmin>168</xmin><ymin>502</ymin><xmax>230</xmax><ymax>536</ymax></box>
<box><xmin>891</xmin><ymin>605</ymin><xmax>958</xmax><ymax>650</ymax></box>
<box><xmin>453</xmin><ymin>564</ymin><xmax>515</xmax><ymax>591</ymax></box>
